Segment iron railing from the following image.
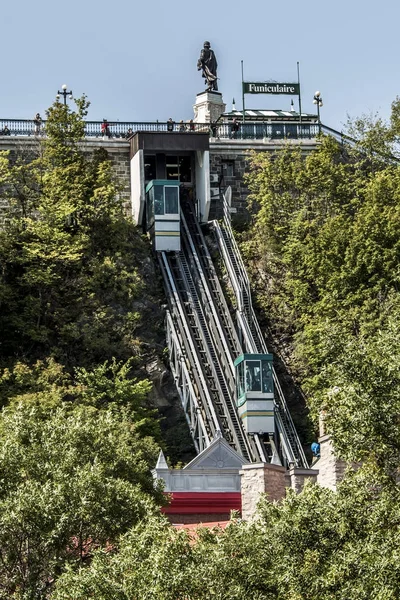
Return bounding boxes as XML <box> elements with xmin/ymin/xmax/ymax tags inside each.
<box><xmin>0</xmin><ymin>118</ymin><xmax>344</xmax><ymax>142</ymax></box>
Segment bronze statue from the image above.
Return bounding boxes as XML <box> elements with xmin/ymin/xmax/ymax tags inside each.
<box><xmin>197</xmin><ymin>41</ymin><xmax>218</xmax><ymax>92</ymax></box>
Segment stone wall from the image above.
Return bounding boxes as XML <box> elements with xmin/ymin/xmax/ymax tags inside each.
<box><xmin>289</xmin><ymin>466</ymin><xmax>318</xmax><ymax>493</ymax></box>
<box><xmin>1</xmin><ymin>135</ymin><xmax>319</xmax><ymax>224</ymax></box>
<box><xmin>240</xmin><ymin>463</ymin><xmax>286</xmax><ymax>520</ymax></box>
<box><xmin>86</xmin><ymin>139</ymin><xmax>131</xmax><ymax>213</ymax></box>
<box><xmin>0</xmin><ymin>138</ymin><xmax>132</xmax><ymax>221</ymax></box>
<box><xmin>209</xmin><ymin>150</ymin><xmax>250</xmax><ymax>220</ymax></box>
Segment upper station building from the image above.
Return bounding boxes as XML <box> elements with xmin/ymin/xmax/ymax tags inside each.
<box><xmin>128</xmin><ymin>90</ymin><xmax>325</xmax><ymax>241</ymax></box>
<box><xmin>0</xmin><ymin>85</ymin><xmax>336</xmax><ymax>229</ymax></box>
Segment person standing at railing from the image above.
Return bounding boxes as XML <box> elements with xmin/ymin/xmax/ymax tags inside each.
<box><xmin>0</xmin><ymin>125</ymin><xmax>11</xmax><ymax>135</ymax></box>
<box><xmin>125</xmin><ymin>127</ymin><xmax>134</xmax><ymax>139</ymax></box>
<box><xmin>33</xmin><ymin>113</ymin><xmax>42</xmax><ymax>136</ymax></box>
<box><xmin>188</xmin><ymin>119</ymin><xmax>195</xmax><ymax>132</ymax></box>
<box><xmin>101</xmin><ymin>119</ymin><xmax>111</xmax><ymax>138</ymax></box>
<box><xmin>230</xmin><ymin>118</ymin><xmax>240</xmax><ymax>139</ymax></box>
<box><xmin>167</xmin><ymin>118</ymin><xmax>175</xmax><ymax>132</ymax></box>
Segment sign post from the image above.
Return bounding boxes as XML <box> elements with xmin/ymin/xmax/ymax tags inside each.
<box><xmin>241</xmin><ymin>60</ymin><xmax>245</xmax><ymax>123</ymax></box>
<box><xmin>297</xmin><ymin>62</ymin><xmax>302</xmax><ymax>123</ymax></box>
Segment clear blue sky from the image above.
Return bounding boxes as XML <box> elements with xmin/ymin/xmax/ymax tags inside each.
<box><xmin>2</xmin><ymin>0</ymin><xmax>399</xmax><ymax>132</ymax></box>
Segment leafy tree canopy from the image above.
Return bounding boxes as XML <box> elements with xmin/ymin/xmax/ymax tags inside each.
<box><xmin>0</xmin><ymin>97</ymin><xmax>160</xmax><ymax>370</ymax></box>
<box><xmin>0</xmin><ymin>402</ymin><xmax>164</xmax><ymax>599</ymax></box>
<box><xmin>242</xmin><ymin>99</ymin><xmax>400</xmax><ymax>474</ymax></box>
<box><xmin>54</xmin><ymin>467</ymin><xmax>400</xmax><ymax>600</ymax></box>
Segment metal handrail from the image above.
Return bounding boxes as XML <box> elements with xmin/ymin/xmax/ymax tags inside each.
<box><xmin>0</xmin><ymin>118</ymin><xmax>343</xmax><ymax>142</ymax></box>
<box><xmin>215</xmin><ymin>188</ymin><xmax>309</xmax><ymax>468</ymax></box>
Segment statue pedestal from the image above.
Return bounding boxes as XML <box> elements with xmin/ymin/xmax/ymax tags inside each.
<box><xmin>194</xmin><ymin>92</ymin><xmax>226</xmax><ymax>123</ymax></box>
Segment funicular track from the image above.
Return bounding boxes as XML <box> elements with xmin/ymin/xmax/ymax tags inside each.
<box><xmin>212</xmin><ymin>187</ymin><xmax>309</xmax><ymax>468</ymax></box>
<box><xmin>159</xmin><ymin>202</ymin><xmax>257</xmax><ymax>462</ymax></box>
<box><xmin>159</xmin><ymin>189</ymin><xmax>308</xmax><ymax>468</ymax></box>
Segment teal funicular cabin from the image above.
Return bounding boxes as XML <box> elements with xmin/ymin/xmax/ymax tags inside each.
<box><xmin>234</xmin><ymin>353</ymin><xmax>274</xmax><ymax>434</ymax></box>
<box><xmin>145</xmin><ymin>180</ymin><xmax>181</xmax><ymax>252</ymax></box>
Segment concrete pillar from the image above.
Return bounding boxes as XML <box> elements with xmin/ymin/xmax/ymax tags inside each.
<box><xmin>240</xmin><ymin>463</ymin><xmax>286</xmax><ymax>521</ymax></box>
<box><xmin>316</xmin><ymin>434</ymin><xmax>347</xmax><ymax>491</ymax></box>
<box><xmin>288</xmin><ymin>466</ymin><xmax>318</xmax><ymax>493</ymax></box>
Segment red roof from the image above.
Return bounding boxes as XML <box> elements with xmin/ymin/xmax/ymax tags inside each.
<box><xmin>162</xmin><ymin>492</ymin><xmax>241</xmax><ymax>514</ymax></box>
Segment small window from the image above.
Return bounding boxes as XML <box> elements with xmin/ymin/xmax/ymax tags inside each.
<box><xmin>165</xmin><ymin>186</ymin><xmax>179</xmax><ymax>214</ymax></box>
<box><xmin>237</xmin><ymin>361</ymin><xmax>245</xmax><ymax>399</ymax></box>
<box><xmin>245</xmin><ymin>360</ymin><xmax>261</xmax><ymax>392</ymax></box>
<box><xmin>146</xmin><ymin>187</ymin><xmax>155</xmax><ymax>225</ymax></box>
<box><xmin>222</xmin><ymin>160</ymin><xmax>234</xmax><ymax>178</ymax></box>
<box><xmin>261</xmin><ymin>360</ymin><xmax>273</xmax><ymax>393</ymax></box>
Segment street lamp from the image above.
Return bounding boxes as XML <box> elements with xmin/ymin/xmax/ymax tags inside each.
<box><xmin>56</xmin><ymin>84</ymin><xmax>73</xmax><ymax>105</ymax></box>
<box><xmin>313</xmin><ymin>91</ymin><xmax>323</xmax><ymax>131</ymax></box>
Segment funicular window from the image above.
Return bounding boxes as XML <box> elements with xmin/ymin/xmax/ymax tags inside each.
<box><xmin>165</xmin><ymin>186</ymin><xmax>179</xmax><ymax>214</ymax></box>
<box><xmin>261</xmin><ymin>360</ymin><xmax>273</xmax><ymax>393</ymax></box>
<box><xmin>154</xmin><ymin>185</ymin><xmax>164</xmax><ymax>215</ymax></box>
<box><xmin>146</xmin><ymin>187</ymin><xmax>155</xmax><ymax>225</ymax></box>
<box><xmin>245</xmin><ymin>360</ymin><xmax>261</xmax><ymax>392</ymax></box>
<box><xmin>237</xmin><ymin>361</ymin><xmax>245</xmax><ymax>399</ymax></box>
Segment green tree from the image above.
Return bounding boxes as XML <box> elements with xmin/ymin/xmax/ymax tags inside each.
<box><xmin>242</xmin><ymin>107</ymin><xmax>400</xmax><ymax>472</ymax></box>
<box><xmin>54</xmin><ymin>469</ymin><xmax>400</xmax><ymax>600</ymax></box>
<box><xmin>0</xmin><ymin>401</ymin><xmax>164</xmax><ymax>599</ymax></box>
<box><xmin>53</xmin><ymin>514</ymin><xmax>275</xmax><ymax>600</ymax></box>
<box><xmin>0</xmin><ymin>98</ymin><xmax>159</xmax><ymax>369</ymax></box>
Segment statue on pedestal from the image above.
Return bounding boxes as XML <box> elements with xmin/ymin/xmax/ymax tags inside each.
<box><xmin>197</xmin><ymin>41</ymin><xmax>218</xmax><ymax>92</ymax></box>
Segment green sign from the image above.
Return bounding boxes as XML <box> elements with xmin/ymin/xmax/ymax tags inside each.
<box><xmin>243</xmin><ymin>82</ymin><xmax>300</xmax><ymax>95</ymax></box>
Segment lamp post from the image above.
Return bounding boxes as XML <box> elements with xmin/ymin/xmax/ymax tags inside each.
<box><xmin>56</xmin><ymin>84</ymin><xmax>73</xmax><ymax>105</ymax></box>
<box><xmin>313</xmin><ymin>91</ymin><xmax>323</xmax><ymax>132</ymax></box>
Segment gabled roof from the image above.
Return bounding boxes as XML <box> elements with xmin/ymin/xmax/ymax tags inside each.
<box><xmin>183</xmin><ymin>434</ymin><xmax>249</xmax><ymax>471</ymax></box>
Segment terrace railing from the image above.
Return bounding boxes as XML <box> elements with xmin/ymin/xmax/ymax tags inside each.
<box><xmin>0</xmin><ymin>119</ymin><xmax>344</xmax><ymax>143</ymax></box>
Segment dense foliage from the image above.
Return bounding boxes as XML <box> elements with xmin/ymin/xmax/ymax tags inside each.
<box><xmin>0</xmin><ymin>99</ymin><xmax>159</xmax><ymax>369</ymax></box>
<box><xmin>0</xmin><ymin>402</ymin><xmax>163</xmax><ymax>598</ymax></box>
<box><xmin>2</xmin><ymin>97</ymin><xmax>400</xmax><ymax>598</ymax></box>
<box><xmin>242</xmin><ymin>100</ymin><xmax>400</xmax><ymax>476</ymax></box>
<box><xmin>53</xmin><ymin>467</ymin><xmax>400</xmax><ymax>600</ymax></box>
<box><xmin>0</xmin><ymin>100</ymin><xmax>166</xmax><ymax>597</ymax></box>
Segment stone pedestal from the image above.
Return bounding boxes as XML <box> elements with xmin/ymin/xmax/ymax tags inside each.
<box><xmin>289</xmin><ymin>466</ymin><xmax>318</xmax><ymax>493</ymax></box>
<box><xmin>194</xmin><ymin>91</ymin><xmax>226</xmax><ymax>123</ymax></box>
<box><xmin>240</xmin><ymin>463</ymin><xmax>286</xmax><ymax>521</ymax></box>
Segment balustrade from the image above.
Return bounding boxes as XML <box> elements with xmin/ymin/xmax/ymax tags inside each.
<box><xmin>0</xmin><ymin>118</ymin><xmax>336</xmax><ymax>142</ymax></box>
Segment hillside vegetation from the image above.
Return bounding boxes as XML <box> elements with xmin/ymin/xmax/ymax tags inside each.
<box><xmin>0</xmin><ymin>98</ymin><xmax>172</xmax><ymax>596</ymax></box>
<box><xmin>1</xmin><ymin>98</ymin><xmax>400</xmax><ymax>598</ymax></box>
<box><xmin>242</xmin><ymin>104</ymin><xmax>400</xmax><ymax>476</ymax></box>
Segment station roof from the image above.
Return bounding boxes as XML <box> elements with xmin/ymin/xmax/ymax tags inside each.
<box><xmin>130</xmin><ymin>131</ymin><xmax>209</xmax><ymax>159</ymax></box>
<box><xmin>223</xmin><ymin>109</ymin><xmax>318</xmax><ymax>121</ymax></box>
